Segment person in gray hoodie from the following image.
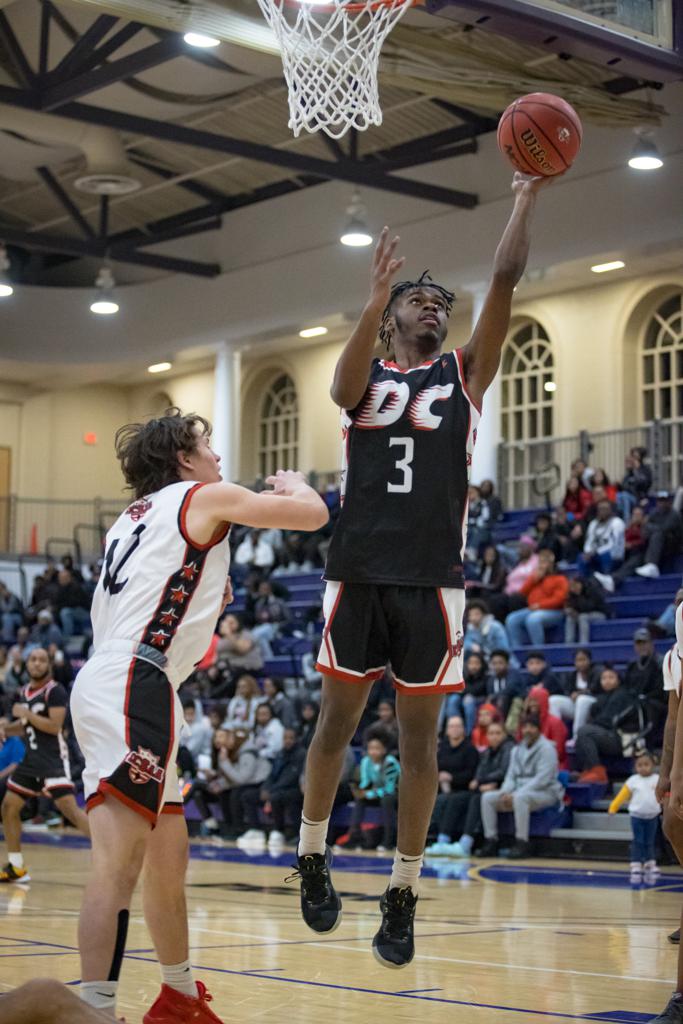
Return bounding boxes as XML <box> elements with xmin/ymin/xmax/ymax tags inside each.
<box><xmin>217</xmin><ymin>729</ymin><xmax>271</xmax><ymax>839</ymax></box>
<box><xmin>479</xmin><ymin>713</ymin><xmax>563</xmax><ymax>859</ymax></box>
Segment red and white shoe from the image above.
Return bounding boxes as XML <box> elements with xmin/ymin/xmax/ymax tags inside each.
<box><xmin>143</xmin><ymin>982</ymin><xmax>224</xmax><ymax>1024</ymax></box>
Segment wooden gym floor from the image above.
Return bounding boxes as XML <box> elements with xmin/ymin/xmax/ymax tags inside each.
<box><xmin>0</xmin><ymin>833</ymin><xmax>678</xmax><ymax>1023</ymax></box>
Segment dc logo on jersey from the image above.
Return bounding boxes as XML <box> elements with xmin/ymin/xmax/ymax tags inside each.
<box><xmin>356</xmin><ymin>381</ymin><xmax>455</xmax><ymax>431</ymax></box>
<box><xmin>125</xmin><ymin>747</ymin><xmax>165</xmax><ymax>785</ymax></box>
<box><xmin>126</xmin><ymin>498</ymin><xmax>152</xmax><ymax>522</ymax></box>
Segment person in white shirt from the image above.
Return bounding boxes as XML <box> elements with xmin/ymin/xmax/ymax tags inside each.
<box><xmin>252</xmin><ymin>702</ymin><xmax>285</xmax><ymax>761</ymax></box>
<box><xmin>579</xmin><ymin>499</ymin><xmax>625</xmax><ymax>577</ymax></box>
<box><xmin>608</xmin><ymin>750</ymin><xmax>660</xmax><ymax>882</ymax></box>
<box><xmin>234</xmin><ymin>529</ymin><xmax>276</xmax><ymax>570</ymax></box>
<box><xmin>223</xmin><ymin>674</ymin><xmax>263</xmax><ymax>730</ymax></box>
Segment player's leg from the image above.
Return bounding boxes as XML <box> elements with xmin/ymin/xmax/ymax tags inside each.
<box><xmin>78</xmin><ymin>798</ymin><xmax>149</xmax><ymax>1012</ymax></box>
<box><xmin>0</xmin><ymin>788</ymin><xmax>29</xmax><ymax>882</ymax></box>
<box><xmin>53</xmin><ymin>792</ymin><xmax>91</xmax><ymax>838</ymax></box>
<box><xmin>0</xmin><ymin>978</ymin><xmax>113</xmax><ymax>1024</ymax></box>
<box><xmin>651</xmin><ymin>804</ymin><xmax>683</xmax><ymax>1022</ymax></box>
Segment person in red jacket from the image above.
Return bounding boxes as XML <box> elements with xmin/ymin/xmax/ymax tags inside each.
<box><xmin>563</xmin><ymin>475</ymin><xmax>592</xmax><ymax>520</ymax></box>
<box><xmin>517</xmin><ymin>684</ymin><xmax>568</xmax><ymax>769</ymax></box>
<box><xmin>505</xmin><ymin>550</ymin><xmax>570</xmax><ymax>648</ymax></box>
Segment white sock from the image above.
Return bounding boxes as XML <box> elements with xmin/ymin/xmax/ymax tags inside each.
<box><xmin>161</xmin><ymin>959</ymin><xmax>197</xmax><ymax>998</ymax></box>
<box><xmin>80</xmin><ymin>981</ymin><xmax>117</xmax><ymax>1013</ymax></box>
<box><xmin>390</xmin><ymin>850</ymin><xmax>423</xmax><ymax>892</ymax></box>
<box><xmin>298</xmin><ymin>815</ymin><xmax>329</xmax><ymax>856</ymax></box>
<box><xmin>8</xmin><ymin>853</ymin><xmax>23</xmax><ymax>869</ymax></box>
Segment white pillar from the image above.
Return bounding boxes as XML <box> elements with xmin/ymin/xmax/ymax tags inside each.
<box><xmin>469</xmin><ymin>285</ymin><xmax>502</xmax><ymax>485</ymax></box>
<box><xmin>213</xmin><ymin>344</ymin><xmax>241</xmax><ymax>483</ymax></box>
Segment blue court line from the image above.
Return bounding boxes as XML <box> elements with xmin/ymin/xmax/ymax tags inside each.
<box><xmin>116</xmin><ymin>954</ymin><xmax>657</xmax><ymax>1023</ymax></box>
<box><xmin>0</xmin><ymin>935</ymin><xmax>78</xmax><ymax>951</ymax></box>
<box><xmin>395</xmin><ymin>988</ymin><xmax>443</xmax><ymax>994</ymax></box>
<box><xmin>0</xmin><ymin>951</ymin><xmax>77</xmax><ymax>958</ymax></box>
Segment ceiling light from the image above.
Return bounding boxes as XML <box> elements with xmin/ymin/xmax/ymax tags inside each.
<box><xmin>299</xmin><ymin>326</ymin><xmax>328</xmax><ymax>338</ymax></box>
<box><xmin>90</xmin><ymin>266</ymin><xmax>119</xmax><ymax>315</ymax></box>
<box><xmin>148</xmin><ymin>362</ymin><xmax>172</xmax><ymax>374</ymax></box>
<box><xmin>544</xmin><ymin>381</ymin><xmax>557</xmax><ymax>393</ymax></box>
<box><xmin>591</xmin><ymin>260</ymin><xmax>625</xmax><ymax>274</ymax></box>
<box><xmin>0</xmin><ymin>244</ymin><xmax>13</xmax><ymax>298</ymax></box>
<box><xmin>183</xmin><ymin>32</ymin><xmax>220</xmax><ymax>48</ymax></box>
<box><xmin>628</xmin><ymin>132</ymin><xmax>663</xmax><ymax>171</ymax></box>
<box><xmin>340</xmin><ymin>190</ymin><xmax>373</xmax><ymax>248</ymax></box>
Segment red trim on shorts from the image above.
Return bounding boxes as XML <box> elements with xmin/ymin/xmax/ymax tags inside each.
<box><xmin>435</xmin><ymin>588</ymin><xmax>456</xmax><ymax>688</ymax></box>
<box><xmin>123</xmin><ymin>656</ymin><xmax>137</xmax><ymax>748</ymax></box>
<box><xmin>86</xmin><ymin>792</ymin><xmax>105</xmax><ymax>813</ymax></box>
<box><xmin>161</xmin><ymin>803</ymin><xmax>184</xmax><ymax>815</ymax></box>
<box><xmin>89</xmin><ymin>779</ymin><xmax>156</xmax><ymax>826</ymax></box>
<box><xmin>178</xmin><ymin>482</ymin><xmax>231</xmax><ymax>551</ymax></box>
<box><xmin>7</xmin><ymin>780</ymin><xmax>40</xmax><ymax>798</ymax></box>
<box><xmin>455</xmin><ymin>347</ymin><xmax>482</xmax><ymax>415</ymax></box>
<box><xmin>158</xmin><ymin>678</ymin><xmax>177</xmax><ymax>817</ymax></box>
<box><xmin>315</xmin><ymin>663</ymin><xmax>385</xmax><ymax>685</ymax></box>
<box><xmin>323</xmin><ymin>582</ymin><xmax>345</xmax><ymax>671</ymax></box>
<box><xmin>393</xmin><ymin>676</ymin><xmax>465</xmax><ymax>696</ymax></box>
<box><xmin>44</xmin><ymin>780</ymin><xmax>74</xmax><ymax>793</ymax></box>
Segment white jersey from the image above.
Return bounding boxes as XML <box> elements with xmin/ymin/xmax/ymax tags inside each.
<box><xmin>663</xmin><ymin>601</ymin><xmax>683</xmax><ymax>698</ymax></box>
<box><xmin>91</xmin><ymin>481</ymin><xmax>231</xmax><ymax>688</ymax></box>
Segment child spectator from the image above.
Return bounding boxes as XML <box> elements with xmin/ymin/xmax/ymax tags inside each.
<box><xmin>349</xmin><ymin>732</ymin><xmax>400</xmax><ymax>852</ymax></box>
<box><xmin>252</xmin><ymin>702</ymin><xmax>285</xmax><ymax>761</ymax></box>
<box><xmin>608</xmin><ymin>749</ymin><xmax>661</xmax><ymax>883</ymax></box>
<box><xmin>224</xmin><ymin>674</ymin><xmax>263</xmax><ymax>730</ymax></box>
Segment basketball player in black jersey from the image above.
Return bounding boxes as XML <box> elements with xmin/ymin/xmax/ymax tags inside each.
<box><xmin>0</xmin><ymin>647</ymin><xmax>89</xmax><ymax>883</ymax></box>
<box><xmin>293</xmin><ymin>170</ymin><xmax>552</xmax><ymax>967</ymax></box>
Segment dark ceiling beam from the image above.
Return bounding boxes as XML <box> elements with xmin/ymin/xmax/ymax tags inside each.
<box><xmin>0</xmin><ymin>226</ymin><xmax>221</xmax><ymax>278</ymax></box>
<box><xmin>35</xmin><ymin>166</ymin><xmax>96</xmax><ymax>239</ymax></box>
<box><xmin>114</xmin><ymin>216</ymin><xmax>223</xmax><ymax>250</ymax></box>
<box><xmin>128</xmin><ymin>153</ymin><xmax>231</xmax><ymax>206</ymax></box>
<box><xmin>73</xmin><ymin>22</ymin><xmax>149</xmax><ymax>78</ymax></box>
<box><xmin>430</xmin><ymin>98</ymin><xmax>500</xmax><ymax>131</ymax></box>
<box><xmin>49</xmin><ymin>13</ymin><xmax>118</xmax><ymax>80</ymax></box>
<box><xmin>375</xmin><ymin>138</ymin><xmax>479</xmax><ymax>173</ymax></box>
<box><xmin>39</xmin><ymin>1</ymin><xmax>53</xmax><ymax>77</ymax></box>
<box><xmin>41</xmin><ymin>36</ymin><xmax>187</xmax><ymax>110</ymax></box>
<box><xmin>321</xmin><ymin>136</ymin><xmax>345</xmax><ymax>162</ymax></box>
<box><xmin>0</xmin><ymin>11</ymin><xmax>36</xmax><ymax>87</ymax></box>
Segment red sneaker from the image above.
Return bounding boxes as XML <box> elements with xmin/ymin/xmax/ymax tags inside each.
<box><xmin>143</xmin><ymin>982</ymin><xmax>224</xmax><ymax>1024</ymax></box>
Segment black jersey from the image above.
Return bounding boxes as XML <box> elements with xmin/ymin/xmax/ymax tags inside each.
<box><xmin>18</xmin><ymin>680</ymin><xmax>70</xmax><ymax>777</ymax></box>
<box><xmin>325</xmin><ymin>348</ymin><xmax>481</xmax><ymax>588</ymax></box>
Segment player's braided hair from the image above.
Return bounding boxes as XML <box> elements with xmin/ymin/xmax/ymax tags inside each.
<box><xmin>379</xmin><ymin>270</ymin><xmax>455</xmax><ymax>348</ymax></box>
<box><xmin>115</xmin><ymin>407</ymin><xmax>212</xmax><ymax>498</ymax></box>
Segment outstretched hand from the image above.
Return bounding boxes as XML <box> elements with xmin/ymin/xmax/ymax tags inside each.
<box><xmin>511</xmin><ymin>170</ymin><xmax>559</xmax><ymax>197</ymax></box>
<box><xmin>369</xmin><ymin>226</ymin><xmax>405</xmax><ymax>310</ymax></box>
<box><xmin>265</xmin><ymin>469</ymin><xmax>307</xmax><ymax>496</ymax></box>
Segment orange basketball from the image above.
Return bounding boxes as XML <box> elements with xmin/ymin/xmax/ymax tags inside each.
<box><xmin>497</xmin><ymin>93</ymin><xmax>582</xmax><ymax>177</ymax></box>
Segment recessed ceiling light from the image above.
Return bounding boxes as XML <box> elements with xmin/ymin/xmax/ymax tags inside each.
<box><xmin>299</xmin><ymin>326</ymin><xmax>328</xmax><ymax>338</ymax></box>
<box><xmin>148</xmin><ymin>361</ymin><xmax>172</xmax><ymax>374</ymax></box>
<box><xmin>183</xmin><ymin>32</ymin><xmax>220</xmax><ymax>48</ymax></box>
<box><xmin>0</xmin><ymin>283</ymin><xmax>13</xmax><ymax>298</ymax></box>
<box><xmin>90</xmin><ymin>299</ymin><xmax>119</xmax><ymax>315</ymax></box>
<box><xmin>590</xmin><ymin>260</ymin><xmax>625</xmax><ymax>274</ymax></box>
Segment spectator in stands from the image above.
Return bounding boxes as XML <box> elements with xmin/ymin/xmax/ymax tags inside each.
<box><xmin>480</xmin><ymin>713</ymin><xmax>564</xmax><ymax>858</ymax></box>
<box><xmin>564</xmin><ymin>576</ymin><xmax>608</xmax><ymax>644</ymax></box>
<box><xmin>533</xmin><ymin>512</ymin><xmax>563</xmax><ymax>562</ymax></box>
<box><xmin>443</xmin><ymin>652</ymin><xmax>488</xmax><ymax>735</ymax></box>
<box><xmin>608</xmin><ymin>748</ymin><xmax>660</xmax><ymax>883</ymax></box>
<box><xmin>365</xmin><ymin>699</ymin><xmax>398</xmax><ymax>753</ymax></box>
<box><xmin>3</xmin><ymin>646</ymin><xmax>26</xmax><ymax>700</ymax></box>
<box><xmin>520</xmin><ymin>684</ymin><xmax>568</xmax><ymax>769</ymax></box>
<box><xmin>251</xmin><ymin>580</ymin><xmax>291</xmax><ymax>658</ymax></box>
<box><xmin>618</xmin><ymin>447</ymin><xmax>652</xmax><ymax>519</ymax></box>
<box><xmin>597</xmin><ymin>494</ymin><xmax>683</xmax><ymax>591</ymax></box>
<box><xmin>247</xmin><ymin>727</ymin><xmax>306</xmax><ymax>848</ymax></box>
<box><xmin>349</xmin><ymin>731</ymin><xmax>400</xmax><ymax>851</ymax></box>
<box><xmin>0</xmin><ymin>646</ymin><xmax>7</xmax><ymax>689</ymax></box>
<box><xmin>28</xmin><ymin>609</ymin><xmax>63</xmax><ymax>651</ymax></box>
<box><xmin>427</xmin><ymin>719</ymin><xmax>514</xmax><ymax>857</ymax></box>
<box><xmin>61</xmin><ymin>555</ymin><xmax>83</xmax><ymax>583</ymax></box>
<box><xmin>277</xmin><ymin>531</ymin><xmax>321</xmax><ymax>572</ymax></box>
<box><xmin>208</xmin><ymin>704</ymin><xmax>226</xmax><ymax>732</ymax></box>
<box><xmin>488</xmin><ymin>536</ymin><xmax>539</xmax><ymax>622</ymax></box>
<box><xmin>234</xmin><ymin>529</ymin><xmax>276</xmax><ymax>572</ymax></box>
<box><xmin>485</xmin><ymin>649</ymin><xmax>526</xmax><ymax>721</ymax></box>
<box><xmin>550</xmin><ymin>647</ymin><xmax>602</xmax><ymax>732</ymax></box>
<box><xmin>218</xmin><ymin>729</ymin><xmax>272</xmax><ymax>843</ymax></box>
<box><xmin>47</xmin><ymin>643</ymin><xmax>73</xmax><ymax>690</ymax></box>
<box><xmin>55</xmin><ymin>569</ymin><xmax>91</xmax><ymax>638</ymax></box>
<box><xmin>523</xmin><ymin>650</ymin><xmax>562</xmax><ymax>697</ymax></box>
<box><xmin>471</xmin><ymin>703</ymin><xmax>502</xmax><ymax>752</ymax></box>
<box><xmin>179</xmin><ymin>697</ymin><xmax>213</xmax><ymax>773</ymax></box>
<box><xmin>571</xmin><ymin>457</ymin><xmax>595</xmax><ymax>491</ymax></box>
<box><xmin>464</xmin><ymin>600</ymin><xmax>512</xmax><ymax>662</ymax></box>
<box><xmin>262</xmin><ymin>677</ymin><xmax>297</xmax><ymax>730</ymax></box>
<box><xmin>299</xmin><ymin>699</ymin><xmax>319</xmax><ymax>749</ymax></box>
<box><xmin>252</xmin><ymin>701</ymin><xmax>285</xmax><ymax>761</ymax></box>
<box><xmin>430</xmin><ymin>715</ymin><xmax>479</xmax><ymax>839</ymax></box>
<box><xmin>574</xmin><ymin>666</ymin><xmax>637</xmax><ymax>783</ymax></box>
<box><xmin>578</xmin><ymin>499</ymin><xmax>625</xmax><ymax>577</ymax></box>
<box><xmin>224</xmin><ymin>674</ymin><xmax>263</xmax><ymax>730</ymax></box>
<box><xmin>505</xmin><ymin>550</ymin><xmax>570</xmax><ymax>647</ymax></box>
<box><xmin>0</xmin><ymin>583</ymin><xmax>23</xmax><ymax>644</ymax></box>
<box><xmin>28</xmin><ymin>572</ymin><xmax>59</xmax><ymax>618</ymax></box>
<box><xmin>624</xmin><ymin>628</ymin><xmax>666</xmax><ymax>729</ymax></box>
<box><xmin>591</xmin><ymin>469</ymin><xmax>617</xmax><ymax>504</ymax></box>
<box><xmin>553</xmin><ymin>505</ymin><xmax>584</xmax><ymax>564</ymax></box>
<box><xmin>466</xmin><ymin>485</ymin><xmax>491</xmax><ymax>557</ymax></box>
<box><xmin>0</xmin><ymin>732</ymin><xmax>24</xmax><ymax>802</ymax></box>
<box><xmin>562</xmin><ymin>475</ymin><xmax>592</xmax><ymax>521</ymax></box>
<box><xmin>479</xmin><ymin>479</ymin><xmax>504</xmax><ymax>523</ymax></box>
<box><xmin>468</xmin><ymin>545</ymin><xmax>507</xmax><ymax>601</ymax></box>
<box><xmin>216</xmin><ymin>614</ymin><xmax>263</xmax><ymax>677</ymax></box>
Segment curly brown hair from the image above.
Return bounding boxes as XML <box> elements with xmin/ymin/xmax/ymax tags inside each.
<box><xmin>115</xmin><ymin>407</ymin><xmax>211</xmax><ymax>499</ymax></box>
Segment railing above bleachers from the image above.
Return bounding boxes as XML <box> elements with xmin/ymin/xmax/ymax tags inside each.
<box><xmin>0</xmin><ymin>495</ymin><xmax>125</xmax><ymax>560</ymax></box>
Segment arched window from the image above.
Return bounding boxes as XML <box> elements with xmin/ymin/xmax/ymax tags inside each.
<box><xmin>501</xmin><ymin>321</ymin><xmax>554</xmax><ymax>441</ymax></box>
<box><xmin>641</xmin><ymin>292</ymin><xmax>683</xmax><ymax>422</ymax></box>
<box><xmin>258</xmin><ymin>374</ymin><xmax>299</xmax><ymax>478</ymax></box>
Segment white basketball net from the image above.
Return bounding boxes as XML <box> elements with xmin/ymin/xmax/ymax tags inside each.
<box><xmin>256</xmin><ymin>0</ymin><xmax>412</xmax><ymax>139</ymax></box>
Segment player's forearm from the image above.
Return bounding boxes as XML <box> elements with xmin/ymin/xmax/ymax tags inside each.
<box><xmin>330</xmin><ymin>299</ymin><xmax>384</xmax><ymax>409</ymax></box>
<box><xmin>492</xmin><ymin>191</ymin><xmax>537</xmax><ymax>284</ymax></box>
<box><xmin>670</xmin><ymin>696</ymin><xmax>683</xmax><ymax>784</ymax></box>
<box><xmin>263</xmin><ymin>485</ymin><xmax>328</xmax><ymax>531</ymax></box>
<box><xmin>3</xmin><ymin>721</ymin><xmax>25</xmax><ymax>737</ymax></box>
<box><xmin>661</xmin><ymin>713</ymin><xmax>677</xmax><ymax>780</ymax></box>
<box><xmin>26</xmin><ymin>711</ymin><xmax>60</xmax><ymax>735</ymax></box>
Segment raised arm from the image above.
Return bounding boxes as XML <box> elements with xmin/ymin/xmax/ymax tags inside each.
<box><xmin>330</xmin><ymin>227</ymin><xmax>405</xmax><ymax>409</ymax></box>
<box><xmin>462</xmin><ymin>173</ymin><xmax>551</xmax><ymax>409</ymax></box>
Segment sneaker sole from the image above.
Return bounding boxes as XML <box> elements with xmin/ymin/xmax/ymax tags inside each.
<box><xmin>303</xmin><ymin>907</ymin><xmax>342</xmax><ymax>935</ymax></box>
<box><xmin>372</xmin><ymin>941</ymin><xmax>413</xmax><ymax>970</ymax></box>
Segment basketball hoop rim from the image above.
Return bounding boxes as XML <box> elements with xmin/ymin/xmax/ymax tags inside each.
<box><xmin>285</xmin><ymin>0</ymin><xmax>414</xmax><ymax>13</ymax></box>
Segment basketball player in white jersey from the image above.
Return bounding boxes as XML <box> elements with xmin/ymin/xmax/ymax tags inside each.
<box><xmin>69</xmin><ymin>409</ymin><xmax>328</xmax><ymax>1023</ymax></box>
<box><xmin>653</xmin><ymin>590</ymin><xmax>683</xmax><ymax>1023</ymax></box>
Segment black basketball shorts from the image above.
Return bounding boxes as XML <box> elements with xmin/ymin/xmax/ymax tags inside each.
<box><xmin>8</xmin><ymin>766</ymin><xmax>74</xmax><ymax>802</ymax></box>
<box><xmin>316</xmin><ymin>581</ymin><xmax>466</xmax><ymax>695</ymax></box>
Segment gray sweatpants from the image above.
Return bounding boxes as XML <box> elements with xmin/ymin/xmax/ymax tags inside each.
<box><xmin>480</xmin><ymin>788</ymin><xmax>559</xmax><ymax>842</ymax></box>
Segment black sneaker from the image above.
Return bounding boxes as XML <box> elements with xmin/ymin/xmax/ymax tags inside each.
<box><xmin>372</xmin><ymin>886</ymin><xmax>418</xmax><ymax>969</ymax></box>
<box><xmin>505</xmin><ymin>840</ymin><xmax>532</xmax><ymax>860</ymax></box>
<box><xmin>478</xmin><ymin>839</ymin><xmax>499</xmax><ymax>858</ymax></box>
<box><xmin>286</xmin><ymin>847</ymin><xmax>341</xmax><ymax>934</ymax></box>
<box><xmin>650</xmin><ymin>993</ymin><xmax>683</xmax><ymax>1022</ymax></box>
<box><xmin>669</xmin><ymin>929</ymin><xmax>681</xmax><ymax>945</ymax></box>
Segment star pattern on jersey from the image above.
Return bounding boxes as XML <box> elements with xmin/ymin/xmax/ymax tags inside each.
<box><xmin>159</xmin><ymin>608</ymin><xmax>179</xmax><ymax>627</ymax></box>
<box><xmin>170</xmin><ymin>584</ymin><xmax>189</xmax><ymax>604</ymax></box>
<box><xmin>180</xmin><ymin>561</ymin><xmax>199</xmax><ymax>581</ymax></box>
<box><xmin>140</xmin><ymin>540</ymin><xmax>214</xmax><ymax>654</ymax></box>
<box><xmin>149</xmin><ymin>628</ymin><xmax>170</xmax><ymax>647</ymax></box>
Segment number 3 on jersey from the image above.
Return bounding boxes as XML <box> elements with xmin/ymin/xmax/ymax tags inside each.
<box><xmin>388</xmin><ymin>437</ymin><xmax>414</xmax><ymax>494</ymax></box>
